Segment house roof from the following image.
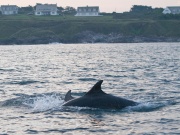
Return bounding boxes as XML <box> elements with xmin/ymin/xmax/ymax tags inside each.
<box><xmin>1</xmin><ymin>5</ymin><xmax>18</xmax><ymax>7</ymax></box>
<box><xmin>1</xmin><ymin>5</ymin><xmax>18</xmax><ymax>11</ymax></box>
<box><xmin>36</xmin><ymin>4</ymin><xmax>57</xmax><ymax>12</ymax></box>
<box><xmin>77</xmin><ymin>6</ymin><xmax>99</xmax><ymax>12</ymax></box>
<box><xmin>167</xmin><ymin>6</ymin><xmax>180</xmax><ymax>13</ymax></box>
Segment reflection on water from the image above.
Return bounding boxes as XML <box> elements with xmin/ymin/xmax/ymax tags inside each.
<box><xmin>0</xmin><ymin>43</ymin><xmax>180</xmax><ymax>135</ymax></box>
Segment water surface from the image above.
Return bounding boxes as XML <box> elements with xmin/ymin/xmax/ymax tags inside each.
<box><xmin>0</xmin><ymin>43</ymin><xmax>180</xmax><ymax>134</ymax></box>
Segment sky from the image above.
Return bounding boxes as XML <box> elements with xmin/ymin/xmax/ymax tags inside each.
<box><xmin>0</xmin><ymin>0</ymin><xmax>180</xmax><ymax>13</ymax></box>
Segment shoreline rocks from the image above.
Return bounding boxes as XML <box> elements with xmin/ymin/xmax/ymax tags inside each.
<box><xmin>0</xmin><ymin>31</ymin><xmax>179</xmax><ymax>45</ymax></box>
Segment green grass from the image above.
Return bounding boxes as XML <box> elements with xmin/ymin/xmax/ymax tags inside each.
<box><xmin>0</xmin><ymin>14</ymin><xmax>180</xmax><ymax>41</ymax></box>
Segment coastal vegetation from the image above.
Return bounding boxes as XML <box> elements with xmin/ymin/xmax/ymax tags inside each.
<box><xmin>0</xmin><ymin>5</ymin><xmax>180</xmax><ymax>44</ymax></box>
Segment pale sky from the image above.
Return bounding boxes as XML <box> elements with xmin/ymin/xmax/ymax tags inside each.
<box><xmin>0</xmin><ymin>0</ymin><xmax>180</xmax><ymax>13</ymax></box>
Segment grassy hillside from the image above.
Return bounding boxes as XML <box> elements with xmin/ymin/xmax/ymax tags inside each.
<box><xmin>0</xmin><ymin>14</ymin><xmax>180</xmax><ymax>44</ymax></box>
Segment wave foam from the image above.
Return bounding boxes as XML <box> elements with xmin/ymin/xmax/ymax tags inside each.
<box><xmin>23</xmin><ymin>94</ymin><xmax>64</xmax><ymax>112</ymax></box>
<box><xmin>125</xmin><ymin>100</ymin><xmax>176</xmax><ymax>112</ymax></box>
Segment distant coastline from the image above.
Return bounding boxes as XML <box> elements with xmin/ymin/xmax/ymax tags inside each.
<box><xmin>0</xmin><ymin>14</ymin><xmax>180</xmax><ymax>45</ymax></box>
<box><xmin>0</xmin><ymin>32</ymin><xmax>180</xmax><ymax>45</ymax></box>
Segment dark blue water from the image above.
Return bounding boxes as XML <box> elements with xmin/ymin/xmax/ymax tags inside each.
<box><xmin>0</xmin><ymin>43</ymin><xmax>179</xmax><ymax>135</ymax></box>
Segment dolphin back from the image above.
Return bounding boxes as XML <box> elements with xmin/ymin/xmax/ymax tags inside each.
<box><xmin>64</xmin><ymin>90</ymin><xmax>74</xmax><ymax>102</ymax></box>
<box><xmin>85</xmin><ymin>80</ymin><xmax>106</xmax><ymax>95</ymax></box>
<box><xmin>63</xmin><ymin>80</ymin><xmax>138</xmax><ymax>109</ymax></box>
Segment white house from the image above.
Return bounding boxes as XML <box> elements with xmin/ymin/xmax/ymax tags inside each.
<box><xmin>35</xmin><ymin>3</ymin><xmax>58</xmax><ymax>15</ymax></box>
<box><xmin>0</xmin><ymin>5</ymin><xmax>18</xmax><ymax>15</ymax></box>
<box><xmin>163</xmin><ymin>6</ymin><xmax>180</xmax><ymax>14</ymax></box>
<box><xmin>75</xmin><ymin>6</ymin><xmax>100</xmax><ymax>16</ymax></box>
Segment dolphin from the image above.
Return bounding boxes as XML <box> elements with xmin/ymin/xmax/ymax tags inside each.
<box><xmin>64</xmin><ymin>90</ymin><xmax>74</xmax><ymax>102</ymax></box>
<box><xmin>63</xmin><ymin>80</ymin><xmax>138</xmax><ymax>109</ymax></box>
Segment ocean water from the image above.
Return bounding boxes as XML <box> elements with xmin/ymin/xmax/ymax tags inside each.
<box><xmin>0</xmin><ymin>43</ymin><xmax>179</xmax><ymax>135</ymax></box>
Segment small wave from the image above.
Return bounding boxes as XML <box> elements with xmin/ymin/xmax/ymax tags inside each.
<box><xmin>24</xmin><ymin>94</ymin><xmax>64</xmax><ymax>113</ymax></box>
<box><xmin>105</xmin><ymin>74</ymin><xmax>127</xmax><ymax>78</ymax></box>
<box><xmin>0</xmin><ymin>90</ymin><xmax>5</xmax><ymax>94</ymax></box>
<box><xmin>60</xmin><ymin>81</ymin><xmax>74</xmax><ymax>84</ymax></box>
<box><xmin>0</xmin><ymin>68</ymin><xmax>15</xmax><ymax>72</ymax></box>
<box><xmin>124</xmin><ymin>102</ymin><xmax>161</xmax><ymax>112</ymax></box>
<box><xmin>78</xmin><ymin>78</ymin><xmax>97</xmax><ymax>82</ymax></box>
<box><xmin>124</xmin><ymin>100</ymin><xmax>177</xmax><ymax>112</ymax></box>
<box><xmin>8</xmin><ymin>80</ymin><xmax>40</xmax><ymax>85</ymax></box>
<box><xmin>0</xmin><ymin>92</ymin><xmax>64</xmax><ymax>113</ymax></box>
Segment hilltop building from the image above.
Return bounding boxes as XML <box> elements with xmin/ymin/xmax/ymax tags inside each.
<box><xmin>0</xmin><ymin>5</ymin><xmax>18</xmax><ymax>15</ymax></box>
<box><xmin>35</xmin><ymin>3</ymin><xmax>58</xmax><ymax>15</ymax></box>
<box><xmin>75</xmin><ymin>6</ymin><xmax>100</xmax><ymax>16</ymax></box>
<box><xmin>163</xmin><ymin>6</ymin><xmax>180</xmax><ymax>14</ymax></box>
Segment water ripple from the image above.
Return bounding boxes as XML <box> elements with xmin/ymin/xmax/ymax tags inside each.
<box><xmin>0</xmin><ymin>43</ymin><xmax>179</xmax><ymax>135</ymax></box>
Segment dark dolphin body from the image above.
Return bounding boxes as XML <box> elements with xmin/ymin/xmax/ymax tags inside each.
<box><xmin>63</xmin><ymin>80</ymin><xmax>138</xmax><ymax>109</ymax></box>
<box><xmin>64</xmin><ymin>90</ymin><xmax>74</xmax><ymax>102</ymax></box>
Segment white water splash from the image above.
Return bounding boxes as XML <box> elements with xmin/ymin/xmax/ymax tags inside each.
<box><xmin>23</xmin><ymin>94</ymin><xmax>64</xmax><ymax>112</ymax></box>
<box><xmin>125</xmin><ymin>101</ymin><xmax>169</xmax><ymax>112</ymax></box>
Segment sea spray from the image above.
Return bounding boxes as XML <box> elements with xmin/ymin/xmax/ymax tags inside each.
<box><xmin>23</xmin><ymin>94</ymin><xmax>64</xmax><ymax>112</ymax></box>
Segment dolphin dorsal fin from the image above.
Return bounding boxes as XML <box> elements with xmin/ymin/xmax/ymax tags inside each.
<box><xmin>85</xmin><ymin>80</ymin><xmax>106</xmax><ymax>95</ymax></box>
<box><xmin>64</xmin><ymin>90</ymin><xmax>74</xmax><ymax>102</ymax></box>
